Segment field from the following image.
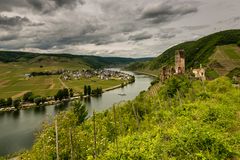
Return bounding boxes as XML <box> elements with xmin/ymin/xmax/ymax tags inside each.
<box><xmin>209</xmin><ymin>44</ymin><xmax>240</xmax><ymax>75</ymax></box>
<box><xmin>0</xmin><ymin>62</ymin><xmax>124</xmax><ymax>99</ymax></box>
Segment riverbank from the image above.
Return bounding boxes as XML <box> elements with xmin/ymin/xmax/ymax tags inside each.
<box><xmin>131</xmin><ymin>70</ymin><xmax>158</xmax><ymax>78</ymax></box>
<box><xmin>0</xmin><ymin>79</ymin><xmax>135</xmax><ymax>113</ymax></box>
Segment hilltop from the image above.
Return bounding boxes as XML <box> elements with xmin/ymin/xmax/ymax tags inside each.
<box><xmin>127</xmin><ymin>29</ymin><xmax>240</xmax><ymax>78</ymax></box>
<box><xmin>0</xmin><ymin>51</ymin><xmax>151</xmax><ymax>69</ymax></box>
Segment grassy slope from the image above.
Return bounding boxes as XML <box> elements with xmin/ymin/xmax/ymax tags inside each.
<box><xmin>19</xmin><ymin>76</ymin><xmax>240</xmax><ymax>159</ymax></box>
<box><xmin>209</xmin><ymin>44</ymin><xmax>240</xmax><ymax>76</ymax></box>
<box><xmin>127</xmin><ymin>29</ymin><xmax>240</xmax><ymax>76</ymax></box>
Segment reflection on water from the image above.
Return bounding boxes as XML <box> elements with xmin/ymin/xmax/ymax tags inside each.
<box><xmin>0</xmin><ymin>69</ymin><xmax>154</xmax><ymax>156</ymax></box>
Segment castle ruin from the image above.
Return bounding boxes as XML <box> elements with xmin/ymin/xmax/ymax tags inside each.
<box><xmin>175</xmin><ymin>50</ymin><xmax>185</xmax><ymax>74</ymax></box>
<box><xmin>159</xmin><ymin>49</ymin><xmax>186</xmax><ymax>82</ymax></box>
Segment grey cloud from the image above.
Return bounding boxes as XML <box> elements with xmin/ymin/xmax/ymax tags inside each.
<box><xmin>158</xmin><ymin>33</ymin><xmax>176</xmax><ymax>39</ymax></box>
<box><xmin>0</xmin><ymin>0</ymin><xmax>84</xmax><ymax>13</ymax></box>
<box><xmin>26</xmin><ymin>0</ymin><xmax>85</xmax><ymax>12</ymax></box>
<box><xmin>0</xmin><ymin>34</ymin><xmax>18</xmax><ymax>41</ymax></box>
<box><xmin>141</xmin><ymin>0</ymin><xmax>198</xmax><ymax>23</ymax></box>
<box><xmin>129</xmin><ymin>32</ymin><xmax>153</xmax><ymax>41</ymax></box>
<box><xmin>0</xmin><ymin>15</ymin><xmax>30</xmax><ymax>29</ymax></box>
<box><xmin>183</xmin><ymin>25</ymin><xmax>209</xmax><ymax>31</ymax></box>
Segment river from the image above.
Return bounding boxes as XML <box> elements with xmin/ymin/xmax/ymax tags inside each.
<box><xmin>0</xmin><ymin>69</ymin><xmax>154</xmax><ymax>156</ymax></box>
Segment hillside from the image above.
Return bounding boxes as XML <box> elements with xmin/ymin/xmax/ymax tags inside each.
<box><xmin>0</xmin><ymin>51</ymin><xmax>152</xmax><ymax>69</ymax></box>
<box><xmin>127</xmin><ymin>29</ymin><xmax>240</xmax><ymax>77</ymax></box>
<box><xmin>18</xmin><ymin>76</ymin><xmax>240</xmax><ymax>159</ymax></box>
<box><xmin>0</xmin><ymin>52</ymin><xmax>151</xmax><ymax>99</ymax></box>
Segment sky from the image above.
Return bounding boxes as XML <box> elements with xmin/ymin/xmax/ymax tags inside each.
<box><xmin>0</xmin><ymin>0</ymin><xmax>240</xmax><ymax>58</ymax></box>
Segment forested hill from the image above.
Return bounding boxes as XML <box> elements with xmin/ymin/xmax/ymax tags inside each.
<box><xmin>0</xmin><ymin>51</ymin><xmax>152</xmax><ymax>69</ymax></box>
<box><xmin>127</xmin><ymin>29</ymin><xmax>240</xmax><ymax>75</ymax></box>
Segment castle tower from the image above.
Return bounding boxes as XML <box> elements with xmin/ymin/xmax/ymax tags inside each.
<box><xmin>175</xmin><ymin>50</ymin><xmax>185</xmax><ymax>74</ymax></box>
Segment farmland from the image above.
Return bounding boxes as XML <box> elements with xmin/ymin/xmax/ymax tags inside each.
<box><xmin>0</xmin><ymin>62</ymin><xmax>125</xmax><ymax>99</ymax></box>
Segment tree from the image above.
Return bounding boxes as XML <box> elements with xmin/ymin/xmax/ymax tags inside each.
<box><xmin>13</xmin><ymin>99</ymin><xmax>21</xmax><ymax>109</ymax></box>
<box><xmin>63</xmin><ymin>88</ymin><xmax>69</xmax><ymax>99</ymax></box>
<box><xmin>23</xmin><ymin>92</ymin><xmax>33</xmax><ymax>102</ymax></box>
<box><xmin>87</xmin><ymin>85</ymin><xmax>91</xmax><ymax>96</ymax></box>
<box><xmin>0</xmin><ymin>98</ymin><xmax>6</xmax><ymax>108</ymax></box>
<box><xmin>41</xmin><ymin>97</ymin><xmax>47</xmax><ymax>104</ymax></box>
<box><xmin>84</xmin><ymin>85</ymin><xmax>87</xmax><ymax>96</ymax></box>
<box><xmin>6</xmin><ymin>97</ymin><xmax>13</xmax><ymax>107</ymax></box>
<box><xmin>34</xmin><ymin>97</ymin><xmax>42</xmax><ymax>106</ymax></box>
<box><xmin>237</xmin><ymin>40</ymin><xmax>240</xmax><ymax>47</ymax></box>
<box><xmin>72</xmin><ymin>100</ymin><xmax>88</xmax><ymax>124</ymax></box>
<box><xmin>69</xmin><ymin>88</ymin><xmax>74</xmax><ymax>97</ymax></box>
<box><xmin>55</xmin><ymin>89</ymin><xmax>64</xmax><ymax>101</ymax></box>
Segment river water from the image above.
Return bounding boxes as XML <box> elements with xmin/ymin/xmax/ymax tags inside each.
<box><xmin>0</xmin><ymin>69</ymin><xmax>154</xmax><ymax>156</ymax></box>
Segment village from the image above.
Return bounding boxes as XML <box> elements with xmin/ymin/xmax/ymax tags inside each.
<box><xmin>60</xmin><ymin>69</ymin><xmax>134</xmax><ymax>81</ymax></box>
<box><xmin>25</xmin><ymin>69</ymin><xmax>134</xmax><ymax>82</ymax></box>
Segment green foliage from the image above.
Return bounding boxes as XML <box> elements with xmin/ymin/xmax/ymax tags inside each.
<box><xmin>54</xmin><ymin>88</ymin><xmax>70</xmax><ymax>101</ymax></box>
<box><xmin>0</xmin><ymin>99</ymin><xmax>6</xmax><ymax>108</ymax></box>
<box><xmin>34</xmin><ymin>97</ymin><xmax>42</xmax><ymax>106</ymax></box>
<box><xmin>206</xmin><ymin>68</ymin><xmax>219</xmax><ymax>80</ymax></box>
<box><xmin>207</xmin><ymin>77</ymin><xmax>232</xmax><ymax>93</ymax></box>
<box><xmin>87</xmin><ymin>85</ymin><xmax>91</xmax><ymax>96</ymax></box>
<box><xmin>13</xmin><ymin>99</ymin><xmax>21</xmax><ymax>109</ymax></box>
<box><xmin>6</xmin><ymin>97</ymin><xmax>13</xmax><ymax>106</ymax></box>
<box><xmin>237</xmin><ymin>40</ymin><xmax>240</xmax><ymax>47</ymax></box>
<box><xmin>160</xmin><ymin>75</ymin><xmax>191</xmax><ymax>98</ymax></box>
<box><xmin>72</xmin><ymin>100</ymin><xmax>88</xmax><ymax>124</ymax></box>
<box><xmin>22</xmin><ymin>92</ymin><xmax>34</xmax><ymax>102</ymax></box>
<box><xmin>20</xmin><ymin>76</ymin><xmax>240</xmax><ymax>159</ymax></box>
<box><xmin>69</xmin><ymin>88</ymin><xmax>74</xmax><ymax>97</ymax></box>
<box><xmin>91</xmin><ymin>87</ymin><xmax>103</xmax><ymax>96</ymax></box>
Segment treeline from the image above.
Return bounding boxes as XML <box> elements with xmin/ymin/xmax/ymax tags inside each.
<box><xmin>30</xmin><ymin>71</ymin><xmax>63</xmax><ymax>77</ymax></box>
<box><xmin>20</xmin><ymin>76</ymin><xmax>240</xmax><ymax>159</ymax></box>
<box><xmin>54</xmin><ymin>88</ymin><xmax>74</xmax><ymax>101</ymax></box>
<box><xmin>83</xmin><ymin>85</ymin><xmax>102</xmax><ymax>97</ymax></box>
<box><xmin>0</xmin><ymin>88</ymin><xmax>74</xmax><ymax>110</ymax></box>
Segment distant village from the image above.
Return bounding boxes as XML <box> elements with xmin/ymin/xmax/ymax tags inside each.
<box><xmin>60</xmin><ymin>69</ymin><xmax>134</xmax><ymax>81</ymax></box>
<box><xmin>25</xmin><ymin>69</ymin><xmax>134</xmax><ymax>81</ymax></box>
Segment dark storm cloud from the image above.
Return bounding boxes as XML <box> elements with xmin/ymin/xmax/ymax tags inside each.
<box><xmin>0</xmin><ymin>0</ymin><xmax>84</xmax><ymax>12</ymax></box>
<box><xmin>0</xmin><ymin>15</ymin><xmax>30</xmax><ymax>28</ymax></box>
<box><xmin>0</xmin><ymin>0</ymin><xmax>28</xmax><ymax>11</ymax></box>
<box><xmin>129</xmin><ymin>32</ymin><xmax>153</xmax><ymax>41</ymax></box>
<box><xmin>0</xmin><ymin>34</ymin><xmax>18</xmax><ymax>41</ymax></box>
<box><xmin>140</xmin><ymin>0</ymin><xmax>198</xmax><ymax>23</ymax></box>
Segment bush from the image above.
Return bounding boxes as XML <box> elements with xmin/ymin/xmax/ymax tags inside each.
<box><xmin>23</xmin><ymin>92</ymin><xmax>34</xmax><ymax>102</ymax></box>
<box><xmin>13</xmin><ymin>99</ymin><xmax>21</xmax><ymax>109</ymax></box>
<box><xmin>72</xmin><ymin>100</ymin><xmax>88</xmax><ymax>124</ymax></box>
<box><xmin>34</xmin><ymin>97</ymin><xmax>42</xmax><ymax>106</ymax></box>
<box><xmin>0</xmin><ymin>99</ymin><xmax>6</xmax><ymax>108</ymax></box>
<box><xmin>237</xmin><ymin>40</ymin><xmax>240</xmax><ymax>47</ymax></box>
<box><xmin>161</xmin><ymin>76</ymin><xmax>191</xmax><ymax>98</ymax></box>
<box><xmin>207</xmin><ymin>77</ymin><xmax>232</xmax><ymax>93</ymax></box>
<box><xmin>6</xmin><ymin>97</ymin><xmax>13</xmax><ymax>106</ymax></box>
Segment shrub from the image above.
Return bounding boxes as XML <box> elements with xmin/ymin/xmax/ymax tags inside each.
<box><xmin>34</xmin><ymin>97</ymin><xmax>42</xmax><ymax>106</ymax></box>
<box><xmin>161</xmin><ymin>76</ymin><xmax>191</xmax><ymax>98</ymax></box>
<box><xmin>23</xmin><ymin>92</ymin><xmax>34</xmax><ymax>102</ymax></box>
<box><xmin>207</xmin><ymin>77</ymin><xmax>232</xmax><ymax>93</ymax></box>
<box><xmin>237</xmin><ymin>40</ymin><xmax>240</xmax><ymax>47</ymax></box>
